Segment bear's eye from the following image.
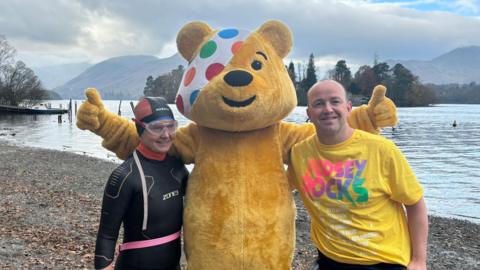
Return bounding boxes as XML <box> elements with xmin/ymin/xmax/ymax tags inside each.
<box><xmin>251</xmin><ymin>60</ymin><xmax>262</xmax><ymax>70</ymax></box>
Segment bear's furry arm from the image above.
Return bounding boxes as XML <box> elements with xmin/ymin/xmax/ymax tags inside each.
<box><xmin>348</xmin><ymin>105</ymin><xmax>380</xmax><ymax>134</ymax></box>
<box><xmin>348</xmin><ymin>85</ymin><xmax>398</xmax><ymax>134</ymax></box>
<box><xmin>169</xmin><ymin>123</ymin><xmax>197</xmax><ymax>164</ymax></box>
<box><xmin>97</xmin><ymin>111</ymin><xmax>139</xmax><ymax>160</ymax></box>
<box><xmin>76</xmin><ymin>88</ymin><xmax>139</xmax><ymax>160</ymax></box>
<box><xmin>279</xmin><ymin>121</ymin><xmax>316</xmax><ymax>164</ymax></box>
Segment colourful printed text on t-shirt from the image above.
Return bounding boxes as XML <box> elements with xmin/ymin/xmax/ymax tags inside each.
<box><xmin>301</xmin><ymin>159</ymin><xmax>368</xmax><ymax>206</ymax></box>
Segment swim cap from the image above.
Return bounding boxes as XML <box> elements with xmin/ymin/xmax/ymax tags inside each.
<box><xmin>134</xmin><ymin>97</ymin><xmax>175</xmax><ymax>135</ymax></box>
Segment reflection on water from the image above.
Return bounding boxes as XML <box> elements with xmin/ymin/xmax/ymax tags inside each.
<box><xmin>0</xmin><ymin>100</ymin><xmax>191</xmax><ymax>161</ymax></box>
<box><xmin>1</xmin><ymin>101</ymin><xmax>479</xmax><ymax>223</ymax></box>
<box><xmin>380</xmin><ymin>105</ymin><xmax>480</xmax><ymax>224</ymax></box>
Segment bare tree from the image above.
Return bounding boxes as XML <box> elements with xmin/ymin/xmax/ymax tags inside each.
<box><xmin>354</xmin><ymin>65</ymin><xmax>377</xmax><ymax>96</ymax></box>
<box><xmin>0</xmin><ymin>35</ymin><xmax>16</xmax><ymax>72</ymax></box>
<box><xmin>0</xmin><ymin>61</ymin><xmax>46</xmax><ymax>106</ymax></box>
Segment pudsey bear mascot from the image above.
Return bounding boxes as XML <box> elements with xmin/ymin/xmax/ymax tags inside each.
<box><xmin>77</xmin><ymin>20</ymin><xmax>397</xmax><ymax>269</ymax></box>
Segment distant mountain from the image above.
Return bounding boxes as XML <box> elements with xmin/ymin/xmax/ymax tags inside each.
<box><xmin>33</xmin><ymin>62</ymin><xmax>92</xmax><ymax>90</ymax></box>
<box><xmin>44</xmin><ymin>90</ymin><xmax>62</xmax><ymax>100</ymax></box>
<box><xmin>386</xmin><ymin>46</ymin><xmax>480</xmax><ymax>84</ymax></box>
<box><xmin>54</xmin><ymin>54</ymin><xmax>185</xmax><ymax>99</ymax></box>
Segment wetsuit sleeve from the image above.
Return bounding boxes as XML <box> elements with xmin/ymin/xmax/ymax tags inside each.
<box><xmin>94</xmin><ymin>162</ymin><xmax>134</xmax><ymax>269</ymax></box>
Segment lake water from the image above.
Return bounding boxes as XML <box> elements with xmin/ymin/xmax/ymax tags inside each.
<box><xmin>1</xmin><ymin>101</ymin><xmax>479</xmax><ymax>223</ymax></box>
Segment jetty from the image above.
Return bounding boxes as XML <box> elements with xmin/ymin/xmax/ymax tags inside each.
<box><xmin>0</xmin><ymin>104</ymin><xmax>68</xmax><ymax>114</ymax></box>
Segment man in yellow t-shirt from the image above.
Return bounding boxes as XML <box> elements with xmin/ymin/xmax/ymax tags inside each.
<box><xmin>288</xmin><ymin>80</ymin><xmax>428</xmax><ymax>270</ymax></box>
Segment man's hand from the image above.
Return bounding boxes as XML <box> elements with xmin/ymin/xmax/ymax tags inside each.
<box><xmin>407</xmin><ymin>259</ymin><xmax>427</xmax><ymax>270</ymax></box>
<box><xmin>366</xmin><ymin>85</ymin><xmax>398</xmax><ymax>128</ymax></box>
<box><xmin>76</xmin><ymin>88</ymin><xmax>106</xmax><ymax>132</ymax></box>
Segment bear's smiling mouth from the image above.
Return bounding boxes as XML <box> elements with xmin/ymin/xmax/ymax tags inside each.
<box><xmin>222</xmin><ymin>95</ymin><xmax>256</xmax><ymax>107</ymax></box>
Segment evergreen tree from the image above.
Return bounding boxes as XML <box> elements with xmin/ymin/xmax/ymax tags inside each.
<box><xmin>143</xmin><ymin>76</ymin><xmax>155</xmax><ymax>96</ymax></box>
<box><xmin>372</xmin><ymin>62</ymin><xmax>391</xmax><ymax>85</ymax></box>
<box><xmin>330</xmin><ymin>60</ymin><xmax>352</xmax><ymax>91</ymax></box>
<box><xmin>163</xmin><ymin>65</ymin><xmax>184</xmax><ymax>102</ymax></box>
<box><xmin>390</xmin><ymin>63</ymin><xmax>415</xmax><ymax>106</ymax></box>
<box><xmin>144</xmin><ymin>65</ymin><xmax>184</xmax><ymax>103</ymax></box>
<box><xmin>287</xmin><ymin>61</ymin><xmax>296</xmax><ymax>85</ymax></box>
<box><xmin>297</xmin><ymin>62</ymin><xmax>303</xmax><ymax>82</ymax></box>
<box><xmin>300</xmin><ymin>53</ymin><xmax>317</xmax><ymax>92</ymax></box>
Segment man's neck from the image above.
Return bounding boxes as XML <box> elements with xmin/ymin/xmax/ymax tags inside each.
<box><xmin>316</xmin><ymin>127</ymin><xmax>354</xmax><ymax>145</ymax></box>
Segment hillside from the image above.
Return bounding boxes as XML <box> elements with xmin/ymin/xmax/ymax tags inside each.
<box><xmin>387</xmin><ymin>46</ymin><xmax>480</xmax><ymax>84</ymax></box>
<box><xmin>33</xmin><ymin>62</ymin><xmax>92</xmax><ymax>90</ymax></box>
<box><xmin>53</xmin><ymin>54</ymin><xmax>185</xmax><ymax>99</ymax></box>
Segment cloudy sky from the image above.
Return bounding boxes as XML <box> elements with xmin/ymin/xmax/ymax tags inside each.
<box><xmin>1</xmin><ymin>0</ymin><xmax>479</xmax><ymax>75</ymax></box>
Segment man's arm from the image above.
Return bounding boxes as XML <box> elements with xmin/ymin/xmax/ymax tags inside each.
<box><xmin>405</xmin><ymin>197</ymin><xmax>428</xmax><ymax>270</ymax></box>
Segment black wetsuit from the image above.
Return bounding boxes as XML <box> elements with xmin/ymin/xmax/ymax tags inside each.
<box><xmin>94</xmin><ymin>152</ymin><xmax>188</xmax><ymax>270</ymax></box>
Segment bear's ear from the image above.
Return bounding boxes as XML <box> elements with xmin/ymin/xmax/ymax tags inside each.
<box><xmin>176</xmin><ymin>21</ymin><xmax>213</xmax><ymax>62</ymax></box>
<box><xmin>257</xmin><ymin>20</ymin><xmax>292</xmax><ymax>58</ymax></box>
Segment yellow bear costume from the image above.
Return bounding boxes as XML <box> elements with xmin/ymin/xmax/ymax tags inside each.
<box><xmin>77</xmin><ymin>21</ymin><xmax>397</xmax><ymax>269</ymax></box>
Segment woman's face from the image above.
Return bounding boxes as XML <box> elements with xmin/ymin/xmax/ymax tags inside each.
<box><xmin>140</xmin><ymin>120</ymin><xmax>176</xmax><ymax>153</ymax></box>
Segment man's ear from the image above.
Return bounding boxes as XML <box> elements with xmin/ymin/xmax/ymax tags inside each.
<box><xmin>347</xmin><ymin>101</ymin><xmax>353</xmax><ymax>112</ymax></box>
<box><xmin>256</xmin><ymin>20</ymin><xmax>292</xmax><ymax>58</ymax></box>
<box><xmin>176</xmin><ymin>21</ymin><xmax>213</xmax><ymax>62</ymax></box>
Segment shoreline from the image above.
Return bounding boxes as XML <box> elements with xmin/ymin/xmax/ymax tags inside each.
<box><xmin>0</xmin><ymin>141</ymin><xmax>478</xmax><ymax>269</ymax></box>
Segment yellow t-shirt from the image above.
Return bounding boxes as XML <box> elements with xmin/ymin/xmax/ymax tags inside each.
<box><xmin>288</xmin><ymin>129</ymin><xmax>423</xmax><ymax>266</ymax></box>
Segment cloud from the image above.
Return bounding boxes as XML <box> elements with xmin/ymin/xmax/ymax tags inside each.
<box><xmin>1</xmin><ymin>0</ymin><xmax>479</xmax><ymax>72</ymax></box>
<box><xmin>0</xmin><ymin>1</ymin><xmax>86</xmax><ymax>44</ymax></box>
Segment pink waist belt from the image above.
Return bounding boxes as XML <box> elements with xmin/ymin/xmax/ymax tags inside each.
<box><xmin>119</xmin><ymin>231</ymin><xmax>181</xmax><ymax>251</ymax></box>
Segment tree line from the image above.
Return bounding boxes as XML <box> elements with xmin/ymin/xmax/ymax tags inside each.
<box><xmin>143</xmin><ymin>53</ymin><xmax>437</xmax><ymax>107</ymax></box>
<box><xmin>289</xmin><ymin>54</ymin><xmax>436</xmax><ymax>106</ymax></box>
<box><xmin>0</xmin><ymin>35</ymin><xmax>48</xmax><ymax>106</ymax></box>
<box><xmin>143</xmin><ymin>65</ymin><xmax>184</xmax><ymax>102</ymax></box>
<box><xmin>427</xmin><ymin>82</ymin><xmax>480</xmax><ymax>104</ymax></box>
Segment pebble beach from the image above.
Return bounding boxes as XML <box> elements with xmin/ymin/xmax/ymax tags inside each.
<box><xmin>0</xmin><ymin>141</ymin><xmax>479</xmax><ymax>269</ymax></box>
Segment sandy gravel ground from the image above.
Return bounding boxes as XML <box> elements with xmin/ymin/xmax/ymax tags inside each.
<box><xmin>0</xmin><ymin>141</ymin><xmax>478</xmax><ymax>269</ymax></box>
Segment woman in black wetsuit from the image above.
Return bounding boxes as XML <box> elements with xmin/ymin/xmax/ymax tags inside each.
<box><xmin>94</xmin><ymin>97</ymin><xmax>188</xmax><ymax>270</ymax></box>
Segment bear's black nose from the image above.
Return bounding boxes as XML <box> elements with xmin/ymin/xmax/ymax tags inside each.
<box><xmin>223</xmin><ymin>70</ymin><xmax>253</xmax><ymax>87</ymax></box>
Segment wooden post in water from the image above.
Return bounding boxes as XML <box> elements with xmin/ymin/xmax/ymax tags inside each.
<box><xmin>68</xmin><ymin>99</ymin><xmax>72</xmax><ymax>123</ymax></box>
<box><xmin>58</xmin><ymin>115</ymin><xmax>62</xmax><ymax>123</ymax></box>
<box><xmin>130</xmin><ymin>101</ymin><xmax>135</xmax><ymax>114</ymax></box>
<box><xmin>118</xmin><ymin>100</ymin><xmax>122</xmax><ymax>116</ymax></box>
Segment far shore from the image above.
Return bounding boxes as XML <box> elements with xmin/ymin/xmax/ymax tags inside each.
<box><xmin>0</xmin><ymin>140</ymin><xmax>478</xmax><ymax>269</ymax></box>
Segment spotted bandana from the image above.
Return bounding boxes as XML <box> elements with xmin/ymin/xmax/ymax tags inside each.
<box><xmin>175</xmin><ymin>28</ymin><xmax>251</xmax><ymax>119</ymax></box>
